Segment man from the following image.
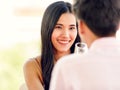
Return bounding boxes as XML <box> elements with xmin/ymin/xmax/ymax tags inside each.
<box><xmin>49</xmin><ymin>0</ymin><xmax>120</xmax><ymax>90</ymax></box>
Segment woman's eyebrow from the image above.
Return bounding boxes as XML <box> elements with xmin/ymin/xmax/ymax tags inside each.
<box><xmin>70</xmin><ymin>24</ymin><xmax>76</xmax><ymax>26</ymax></box>
<box><xmin>56</xmin><ymin>23</ymin><xmax>63</xmax><ymax>26</ymax></box>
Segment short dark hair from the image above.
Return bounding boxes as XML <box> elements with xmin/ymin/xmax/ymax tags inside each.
<box><xmin>73</xmin><ymin>0</ymin><xmax>120</xmax><ymax>37</ymax></box>
<box><xmin>41</xmin><ymin>1</ymin><xmax>80</xmax><ymax>90</ymax></box>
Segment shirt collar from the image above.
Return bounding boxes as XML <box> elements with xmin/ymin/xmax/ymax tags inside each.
<box><xmin>89</xmin><ymin>37</ymin><xmax>120</xmax><ymax>52</ymax></box>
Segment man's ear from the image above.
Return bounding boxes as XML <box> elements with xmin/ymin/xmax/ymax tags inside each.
<box><xmin>78</xmin><ymin>20</ymin><xmax>85</xmax><ymax>35</ymax></box>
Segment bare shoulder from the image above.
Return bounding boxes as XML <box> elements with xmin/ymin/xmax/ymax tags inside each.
<box><xmin>23</xmin><ymin>56</ymin><xmax>41</xmax><ymax>71</ymax></box>
<box><xmin>23</xmin><ymin>56</ymin><xmax>44</xmax><ymax>89</ymax></box>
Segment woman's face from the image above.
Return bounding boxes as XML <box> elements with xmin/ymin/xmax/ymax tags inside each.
<box><xmin>51</xmin><ymin>13</ymin><xmax>77</xmax><ymax>53</ymax></box>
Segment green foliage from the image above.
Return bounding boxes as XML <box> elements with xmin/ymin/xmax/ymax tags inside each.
<box><xmin>0</xmin><ymin>41</ymin><xmax>40</xmax><ymax>90</ymax></box>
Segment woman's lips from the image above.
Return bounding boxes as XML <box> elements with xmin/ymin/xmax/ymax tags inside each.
<box><xmin>58</xmin><ymin>40</ymin><xmax>71</xmax><ymax>45</ymax></box>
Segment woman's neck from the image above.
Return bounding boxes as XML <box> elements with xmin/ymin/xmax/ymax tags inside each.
<box><xmin>54</xmin><ymin>50</ymin><xmax>71</xmax><ymax>61</ymax></box>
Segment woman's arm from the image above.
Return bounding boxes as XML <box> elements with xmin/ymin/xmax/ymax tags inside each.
<box><xmin>23</xmin><ymin>59</ymin><xmax>44</xmax><ymax>90</ymax></box>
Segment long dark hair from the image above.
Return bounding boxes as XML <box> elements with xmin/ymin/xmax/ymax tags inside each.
<box><xmin>41</xmin><ymin>1</ymin><xmax>80</xmax><ymax>90</ymax></box>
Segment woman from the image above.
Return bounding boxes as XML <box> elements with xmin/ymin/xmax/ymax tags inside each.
<box><xmin>23</xmin><ymin>1</ymin><xmax>80</xmax><ymax>90</ymax></box>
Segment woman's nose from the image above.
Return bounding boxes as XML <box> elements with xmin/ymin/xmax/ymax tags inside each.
<box><xmin>61</xmin><ymin>29</ymin><xmax>69</xmax><ymax>37</ymax></box>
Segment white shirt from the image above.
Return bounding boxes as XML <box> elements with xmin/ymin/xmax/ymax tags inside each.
<box><xmin>50</xmin><ymin>37</ymin><xmax>120</xmax><ymax>90</ymax></box>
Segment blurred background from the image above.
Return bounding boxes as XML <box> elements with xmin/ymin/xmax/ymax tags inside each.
<box><xmin>0</xmin><ymin>0</ymin><xmax>120</xmax><ymax>90</ymax></box>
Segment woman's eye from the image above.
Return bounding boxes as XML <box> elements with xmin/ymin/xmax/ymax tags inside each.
<box><xmin>55</xmin><ymin>26</ymin><xmax>62</xmax><ymax>29</ymax></box>
<box><xmin>70</xmin><ymin>27</ymin><xmax>75</xmax><ymax>30</ymax></box>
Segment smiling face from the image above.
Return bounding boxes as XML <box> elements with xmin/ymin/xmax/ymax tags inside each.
<box><xmin>51</xmin><ymin>13</ymin><xmax>77</xmax><ymax>53</ymax></box>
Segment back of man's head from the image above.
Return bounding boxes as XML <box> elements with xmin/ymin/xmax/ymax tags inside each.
<box><xmin>73</xmin><ymin>0</ymin><xmax>120</xmax><ymax>37</ymax></box>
